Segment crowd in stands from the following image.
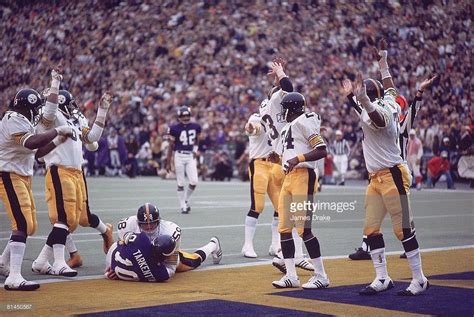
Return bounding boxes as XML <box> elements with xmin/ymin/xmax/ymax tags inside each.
<box><xmin>1</xmin><ymin>0</ymin><xmax>471</xmax><ymax>184</ymax></box>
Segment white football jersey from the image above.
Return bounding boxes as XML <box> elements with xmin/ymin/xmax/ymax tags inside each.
<box><xmin>247</xmin><ymin>113</ymin><xmax>272</xmax><ymax>159</ymax></box>
<box><xmin>259</xmin><ymin>89</ymin><xmax>289</xmax><ymax>154</ymax></box>
<box><xmin>37</xmin><ymin>111</ymin><xmax>84</xmax><ymax>170</ymax></box>
<box><xmin>360</xmin><ymin>89</ymin><xmax>403</xmax><ymax>173</ymax></box>
<box><xmin>0</xmin><ymin>111</ymin><xmax>36</xmax><ymax>176</ymax></box>
<box><xmin>116</xmin><ymin>216</ymin><xmax>181</xmax><ymax>251</ymax></box>
<box><xmin>280</xmin><ymin>112</ymin><xmax>325</xmax><ymax>171</ymax></box>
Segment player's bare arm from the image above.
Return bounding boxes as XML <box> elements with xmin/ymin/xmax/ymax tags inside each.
<box><xmin>285</xmin><ymin>145</ymin><xmax>327</xmax><ymax>174</ymax></box>
<box><xmin>34</xmin><ymin>135</ymin><xmax>68</xmax><ymax>159</ymax></box>
<box><xmin>23</xmin><ymin>125</ymin><xmax>72</xmax><ymax>150</ymax></box>
<box><xmin>416</xmin><ymin>74</ymin><xmax>438</xmax><ymax>97</ymax></box>
<box><xmin>165</xmin><ymin>136</ymin><xmax>175</xmax><ymax>173</ymax></box>
<box><xmin>82</xmin><ymin>92</ymin><xmax>112</xmax><ymax>144</ymax></box>
<box><xmin>352</xmin><ymin>73</ymin><xmax>385</xmax><ymax>127</ymax></box>
<box><xmin>373</xmin><ymin>38</ymin><xmax>395</xmax><ymax>91</ymax></box>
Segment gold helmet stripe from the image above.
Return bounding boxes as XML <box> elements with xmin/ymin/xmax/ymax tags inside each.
<box><xmin>368</xmin><ymin>78</ymin><xmax>381</xmax><ymax>100</ymax></box>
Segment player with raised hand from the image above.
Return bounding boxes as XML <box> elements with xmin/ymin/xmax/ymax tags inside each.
<box><xmin>0</xmin><ymin>84</ymin><xmax>73</xmax><ymax>291</ymax></box>
<box><xmin>350</xmin><ymin>39</ymin><xmax>429</xmax><ymax>296</ymax></box>
<box><xmin>165</xmin><ymin>106</ymin><xmax>201</xmax><ymax>214</ymax></box>
<box><xmin>31</xmin><ymin>67</ymin><xmax>113</xmax><ymax>277</ymax></box>
<box><xmin>262</xmin><ymin>58</ymin><xmax>314</xmax><ymax>272</ymax></box>
<box><xmin>241</xmin><ymin>113</ymin><xmax>280</xmax><ymax>258</ymax></box>
<box><xmin>271</xmin><ymin>92</ymin><xmax>329</xmax><ymax>289</ymax></box>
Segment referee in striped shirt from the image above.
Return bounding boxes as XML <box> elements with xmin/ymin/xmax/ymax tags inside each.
<box><xmin>342</xmin><ymin>74</ymin><xmax>438</xmax><ymax>260</ymax></box>
<box><xmin>331</xmin><ymin>130</ymin><xmax>351</xmax><ymax>185</ymax></box>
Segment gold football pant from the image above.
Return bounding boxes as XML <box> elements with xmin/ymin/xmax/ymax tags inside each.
<box><xmin>278</xmin><ymin>168</ymin><xmax>318</xmax><ymax>236</ymax></box>
<box><xmin>364</xmin><ymin>164</ymin><xmax>414</xmax><ymax>240</ymax></box>
<box><xmin>177</xmin><ymin>250</ymin><xmax>204</xmax><ymax>272</ymax></box>
<box><xmin>0</xmin><ymin>171</ymin><xmax>37</xmax><ymax>235</ymax></box>
<box><xmin>248</xmin><ymin>159</ymin><xmax>280</xmax><ymax>213</ymax></box>
<box><xmin>45</xmin><ymin>165</ymin><xmax>88</xmax><ymax>233</ymax></box>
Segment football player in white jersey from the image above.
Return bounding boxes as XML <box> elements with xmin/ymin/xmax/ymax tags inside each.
<box><xmin>0</xmin><ymin>87</ymin><xmax>73</xmax><ymax>291</ymax></box>
<box><xmin>350</xmin><ymin>41</ymin><xmax>429</xmax><ymax>296</ymax></box>
<box><xmin>262</xmin><ymin>59</ymin><xmax>314</xmax><ymax>273</ymax></box>
<box><xmin>31</xmin><ymin>69</ymin><xmax>113</xmax><ymax>277</ymax></box>
<box><xmin>271</xmin><ymin>92</ymin><xmax>329</xmax><ymax>289</ymax></box>
<box><xmin>241</xmin><ymin>113</ymin><xmax>280</xmax><ymax>258</ymax></box>
<box><xmin>107</xmin><ymin>203</ymin><xmax>222</xmax><ymax>279</ymax></box>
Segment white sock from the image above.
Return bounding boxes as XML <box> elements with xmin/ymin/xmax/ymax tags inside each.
<box><xmin>284</xmin><ymin>258</ymin><xmax>298</xmax><ymax>279</ymax></box>
<box><xmin>197</xmin><ymin>241</ymin><xmax>216</xmax><ymax>260</ymax></box>
<box><xmin>271</xmin><ymin>216</ymin><xmax>280</xmax><ymax>249</ymax></box>
<box><xmin>361</xmin><ymin>235</ymin><xmax>369</xmax><ymax>252</ymax></box>
<box><xmin>292</xmin><ymin>229</ymin><xmax>304</xmax><ymax>259</ymax></box>
<box><xmin>65</xmin><ymin>235</ymin><xmax>78</xmax><ymax>254</ymax></box>
<box><xmin>406</xmin><ymin>248</ymin><xmax>425</xmax><ymax>282</ymax></box>
<box><xmin>94</xmin><ymin>221</ymin><xmax>107</xmax><ymax>234</ymax></box>
<box><xmin>370</xmin><ymin>247</ymin><xmax>388</xmax><ymax>279</ymax></box>
<box><xmin>177</xmin><ymin>190</ymin><xmax>186</xmax><ymax>209</ymax></box>
<box><xmin>1</xmin><ymin>242</ymin><xmax>11</xmax><ymax>265</ymax></box>
<box><xmin>244</xmin><ymin>216</ymin><xmax>258</xmax><ymax>247</ymax></box>
<box><xmin>311</xmin><ymin>256</ymin><xmax>327</xmax><ymax>277</ymax></box>
<box><xmin>35</xmin><ymin>245</ymin><xmax>53</xmax><ymax>265</ymax></box>
<box><xmin>9</xmin><ymin>241</ymin><xmax>26</xmax><ymax>279</ymax></box>
<box><xmin>185</xmin><ymin>185</ymin><xmax>195</xmax><ymax>202</ymax></box>
<box><xmin>52</xmin><ymin>244</ymin><xmax>67</xmax><ymax>267</ymax></box>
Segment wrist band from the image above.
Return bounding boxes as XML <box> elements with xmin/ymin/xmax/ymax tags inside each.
<box><xmin>380</xmin><ymin>68</ymin><xmax>391</xmax><ymax>80</ymax></box>
<box><xmin>51</xmin><ymin>78</ymin><xmax>60</xmax><ymax>89</ymax></box>
<box><xmin>49</xmin><ymin>87</ymin><xmax>59</xmax><ymax>95</ymax></box>
<box><xmin>297</xmin><ymin>154</ymin><xmax>305</xmax><ymax>162</ymax></box>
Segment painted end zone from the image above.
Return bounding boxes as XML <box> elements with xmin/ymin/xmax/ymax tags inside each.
<box><xmin>78</xmin><ymin>299</ymin><xmax>328</xmax><ymax>316</ymax></box>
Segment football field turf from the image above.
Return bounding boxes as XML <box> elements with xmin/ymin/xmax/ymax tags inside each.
<box><xmin>1</xmin><ymin>177</ymin><xmax>473</xmax><ymax>316</ymax></box>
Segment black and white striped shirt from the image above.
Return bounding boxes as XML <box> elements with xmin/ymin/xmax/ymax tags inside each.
<box><xmin>332</xmin><ymin>139</ymin><xmax>350</xmax><ymax>155</ymax></box>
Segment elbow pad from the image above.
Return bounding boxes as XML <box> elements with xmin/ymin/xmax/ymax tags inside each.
<box><xmin>84</xmin><ymin>123</ymin><xmax>104</xmax><ymax>143</ymax></box>
<box><xmin>85</xmin><ymin>142</ymin><xmax>99</xmax><ymax>152</ymax></box>
<box><xmin>42</xmin><ymin>101</ymin><xmax>58</xmax><ymax>126</ymax></box>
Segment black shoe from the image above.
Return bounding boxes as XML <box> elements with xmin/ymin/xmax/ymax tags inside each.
<box><xmin>339</xmin><ymin>181</ymin><xmax>345</xmax><ymax>186</ymax></box>
<box><xmin>400</xmin><ymin>253</ymin><xmax>407</xmax><ymax>259</ymax></box>
<box><xmin>349</xmin><ymin>248</ymin><xmax>371</xmax><ymax>260</ymax></box>
<box><xmin>181</xmin><ymin>208</ymin><xmax>189</xmax><ymax>214</ymax></box>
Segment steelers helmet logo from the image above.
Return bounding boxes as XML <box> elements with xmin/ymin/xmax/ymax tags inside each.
<box><xmin>28</xmin><ymin>94</ymin><xmax>38</xmax><ymax>104</ymax></box>
<box><xmin>58</xmin><ymin>95</ymin><xmax>66</xmax><ymax>105</ymax></box>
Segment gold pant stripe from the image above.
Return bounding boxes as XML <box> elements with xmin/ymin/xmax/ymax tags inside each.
<box><xmin>50</xmin><ymin>165</ymin><xmax>68</xmax><ymax>224</ymax></box>
<box><xmin>1</xmin><ymin>172</ymin><xmax>27</xmax><ymax>232</ymax></box>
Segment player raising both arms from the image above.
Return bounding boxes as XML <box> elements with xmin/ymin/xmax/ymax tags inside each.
<box><xmin>166</xmin><ymin>106</ymin><xmax>201</xmax><ymax>214</ymax></box>
<box><xmin>31</xmin><ymin>68</ymin><xmax>113</xmax><ymax>277</ymax></box>
<box><xmin>349</xmin><ymin>39</ymin><xmax>429</xmax><ymax>296</ymax></box>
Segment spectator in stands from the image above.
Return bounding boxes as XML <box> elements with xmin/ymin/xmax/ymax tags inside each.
<box><xmin>426</xmin><ymin>151</ymin><xmax>454</xmax><ymax>189</ymax></box>
<box><xmin>407</xmin><ymin>129</ymin><xmax>424</xmax><ymax>190</ymax></box>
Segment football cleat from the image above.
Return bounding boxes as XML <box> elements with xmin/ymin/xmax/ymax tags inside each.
<box><xmin>268</xmin><ymin>245</ymin><xmax>279</xmax><ymax>257</ymax></box>
<box><xmin>185</xmin><ymin>201</ymin><xmax>191</xmax><ymax>213</ymax></box>
<box><xmin>359</xmin><ymin>277</ymin><xmax>394</xmax><ymax>295</ymax></box>
<box><xmin>31</xmin><ymin>260</ymin><xmax>53</xmax><ymax>275</ymax></box>
<box><xmin>302</xmin><ymin>273</ymin><xmax>330</xmax><ymax>290</ymax></box>
<box><xmin>272</xmin><ymin>275</ymin><xmax>300</xmax><ymax>289</ymax></box>
<box><xmin>4</xmin><ymin>277</ymin><xmax>40</xmax><ymax>291</ymax></box>
<box><xmin>0</xmin><ymin>261</ymin><xmax>9</xmax><ymax>277</ymax></box>
<box><xmin>210</xmin><ymin>237</ymin><xmax>222</xmax><ymax>264</ymax></box>
<box><xmin>349</xmin><ymin>247</ymin><xmax>371</xmax><ymax>260</ymax></box>
<box><xmin>241</xmin><ymin>244</ymin><xmax>257</xmax><ymax>258</ymax></box>
<box><xmin>101</xmin><ymin>223</ymin><xmax>114</xmax><ymax>254</ymax></box>
<box><xmin>51</xmin><ymin>264</ymin><xmax>77</xmax><ymax>277</ymax></box>
<box><xmin>296</xmin><ymin>258</ymin><xmax>314</xmax><ymax>271</ymax></box>
<box><xmin>397</xmin><ymin>277</ymin><xmax>430</xmax><ymax>296</ymax></box>
<box><xmin>272</xmin><ymin>255</ymin><xmax>286</xmax><ymax>273</ymax></box>
<box><xmin>67</xmin><ymin>252</ymin><xmax>83</xmax><ymax>269</ymax></box>
<box><xmin>181</xmin><ymin>208</ymin><xmax>189</xmax><ymax>214</ymax></box>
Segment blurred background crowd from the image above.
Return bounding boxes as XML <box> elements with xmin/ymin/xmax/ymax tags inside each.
<box><xmin>1</xmin><ymin>0</ymin><xmax>472</xmax><ymax>186</ymax></box>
